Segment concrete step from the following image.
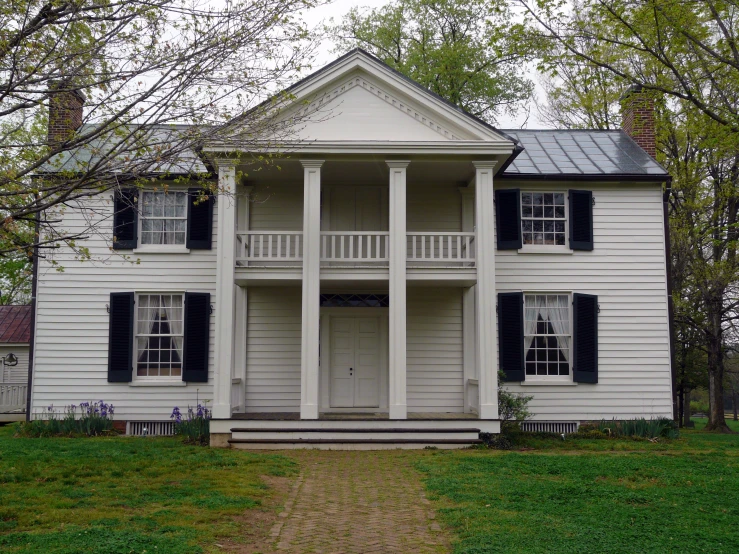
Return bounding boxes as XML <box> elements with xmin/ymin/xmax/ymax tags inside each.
<box><xmin>228</xmin><ymin>437</ymin><xmax>483</xmax><ymax>450</ymax></box>
<box><xmin>230</xmin><ymin>427</ymin><xmax>481</xmax><ymax>442</ymax></box>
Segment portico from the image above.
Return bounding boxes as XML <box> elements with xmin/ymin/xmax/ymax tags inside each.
<box><xmin>209</xmin><ymin>154</ymin><xmax>507</xmax><ymax>422</ymax></box>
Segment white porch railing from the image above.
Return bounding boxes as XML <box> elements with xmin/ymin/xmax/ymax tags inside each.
<box><xmin>235</xmin><ymin>231</ymin><xmax>476</xmax><ymax>267</ymax></box>
<box><xmin>407</xmin><ymin>232</ymin><xmax>476</xmax><ymax>264</ymax></box>
<box><xmin>320</xmin><ymin>232</ymin><xmax>390</xmax><ymax>263</ymax></box>
<box><xmin>236</xmin><ymin>231</ymin><xmax>303</xmax><ymax>264</ymax></box>
<box><xmin>0</xmin><ymin>384</ymin><xmax>27</xmax><ymax>413</ymax></box>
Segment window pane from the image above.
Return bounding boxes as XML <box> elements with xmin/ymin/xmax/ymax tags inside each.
<box><xmin>523</xmin><ymin>293</ymin><xmax>571</xmax><ymax>378</ymax></box>
<box><xmin>521</xmin><ymin>191</ymin><xmax>567</xmax><ymax>250</ymax></box>
<box><xmin>135</xmin><ymin>294</ymin><xmax>184</xmax><ymax>379</ymax></box>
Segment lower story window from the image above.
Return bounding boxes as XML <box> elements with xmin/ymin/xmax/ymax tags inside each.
<box><xmin>524</xmin><ymin>293</ymin><xmax>571</xmax><ymax>377</ymax></box>
<box><xmin>136</xmin><ymin>293</ymin><xmax>184</xmax><ymax>378</ymax></box>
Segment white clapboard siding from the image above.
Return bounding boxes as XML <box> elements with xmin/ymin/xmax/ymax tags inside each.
<box><xmin>407</xmin><ymin>184</ymin><xmax>462</xmax><ymax>232</ymax></box>
<box><xmin>496</xmin><ymin>183</ymin><xmax>673</xmax><ymax>421</ymax></box>
<box><xmin>31</xmin><ymin>193</ymin><xmax>217</xmax><ymax>420</ymax></box>
<box><xmin>244</xmin><ymin>287</ymin><xmax>302</xmax><ymax>411</ymax></box>
<box><xmin>249</xmin><ymin>184</ymin><xmax>303</xmax><ymax>231</ymax></box>
<box><xmin>407</xmin><ymin>288</ymin><xmax>464</xmax><ymax>412</ymax></box>
<box><xmin>0</xmin><ymin>345</ymin><xmax>29</xmax><ymax>384</ymax></box>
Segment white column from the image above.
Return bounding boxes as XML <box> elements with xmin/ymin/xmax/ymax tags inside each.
<box><xmin>387</xmin><ymin>160</ymin><xmax>410</xmax><ymax>419</ymax></box>
<box><xmin>212</xmin><ymin>160</ymin><xmax>237</xmax><ymax>419</ymax></box>
<box><xmin>473</xmin><ymin>161</ymin><xmax>499</xmax><ymax>420</ymax></box>
<box><xmin>460</xmin><ymin>186</ymin><xmax>477</xmax><ymax>413</ymax></box>
<box><xmin>300</xmin><ymin>160</ymin><xmax>324</xmax><ymax>420</ymax></box>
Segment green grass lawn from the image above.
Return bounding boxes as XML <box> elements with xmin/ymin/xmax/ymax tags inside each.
<box><xmin>418</xmin><ymin>419</ymin><xmax>739</xmax><ymax>554</ymax></box>
<box><xmin>0</xmin><ymin>424</ymin><xmax>295</xmax><ymax>553</ymax></box>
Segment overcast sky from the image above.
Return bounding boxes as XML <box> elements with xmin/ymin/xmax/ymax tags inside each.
<box><xmin>301</xmin><ymin>0</ymin><xmax>546</xmax><ymax>129</ymax></box>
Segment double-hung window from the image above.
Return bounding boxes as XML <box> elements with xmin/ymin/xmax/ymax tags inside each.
<box><xmin>140</xmin><ymin>191</ymin><xmax>187</xmax><ymax>245</ymax></box>
<box><xmin>135</xmin><ymin>293</ymin><xmax>184</xmax><ymax>378</ymax></box>
<box><xmin>521</xmin><ymin>192</ymin><xmax>566</xmax><ymax>246</ymax></box>
<box><xmin>524</xmin><ymin>293</ymin><xmax>571</xmax><ymax>378</ymax></box>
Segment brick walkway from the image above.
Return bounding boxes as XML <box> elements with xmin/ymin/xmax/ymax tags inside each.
<box><xmin>266</xmin><ymin>451</ymin><xmax>450</xmax><ymax>553</ymax></box>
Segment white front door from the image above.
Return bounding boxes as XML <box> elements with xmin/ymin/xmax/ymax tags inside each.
<box><xmin>329</xmin><ymin>316</ymin><xmax>381</xmax><ymax>408</ymax></box>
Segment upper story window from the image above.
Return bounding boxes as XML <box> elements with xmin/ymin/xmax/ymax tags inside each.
<box><xmin>136</xmin><ymin>293</ymin><xmax>184</xmax><ymax>379</ymax></box>
<box><xmin>521</xmin><ymin>192</ymin><xmax>566</xmax><ymax>246</ymax></box>
<box><xmin>140</xmin><ymin>191</ymin><xmax>188</xmax><ymax>245</ymax></box>
<box><xmin>524</xmin><ymin>293</ymin><xmax>570</xmax><ymax>378</ymax></box>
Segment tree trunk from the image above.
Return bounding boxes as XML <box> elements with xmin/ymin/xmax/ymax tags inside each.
<box><xmin>733</xmin><ymin>387</ymin><xmax>738</xmax><ymax>421</ymax></box>
<box><xmin>705</xmin><ymin>339</ymin><xmax>733</xmax><ymax>432</ymax></box>
<box><xmin>678</xmin><ymin>385</ymin><xmax>684</xmax><ymax>428</ymax></box>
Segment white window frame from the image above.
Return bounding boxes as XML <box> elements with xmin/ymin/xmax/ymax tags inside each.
<box><xmin>523</xmin><ymin>291</ymin><xmax>573</xmax><ymax>382</ymax></box>
<box><xmin>135</xmin><ymin>190</ymin><xmax>190</xmax><ymax>252</ymax></box>
<box><xmin>133</xmin><ymin>292</ymin><xmax>185</xmax><ymax>382</ymax></box>
<box><xmin>518</xmin><ymin>191</ymin><xmax>571</xmax><ymax>254</ymax></box>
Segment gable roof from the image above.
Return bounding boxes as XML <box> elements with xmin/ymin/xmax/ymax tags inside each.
<box><xmin>266</xmin><ymin>48</ymin><xmax>519</xmax><ymax>145</ymax></box>
<box><xmin>0</xmin><ymin>305</ymin><xmax>32</xmax><ymax>344</ymax></box>
<box><xmin>500</xmin><ymin>129</ymin><xmax>668</xmax><ymax>179</ymax></box>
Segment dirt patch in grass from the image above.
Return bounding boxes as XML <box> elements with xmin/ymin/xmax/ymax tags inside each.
<box><xmin>222</xmin><ymin>475</ymin><xmax>292</xmax><ymax>553</ymax></box>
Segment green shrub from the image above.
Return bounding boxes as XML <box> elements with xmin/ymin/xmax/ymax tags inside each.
<box><xmin>16</xmin><ymin>402</ymin><xmax>116</xmax><ymax>437</ymax></box>
<box><xmin>596</xmin><ymin>417</ymin><xmax>679</xmax><ymax>439</ymax></box>
<box><xmin>171</xmin><ymin>404</ymin><xmax>210</xmax><ymax>445</ymax></box>
<box><xmin>498</xmin><ymin>370</ymin><xmax>533</xmax><ymax>432</ymax></box>
<box><xmin>690</xmin><ymin>400</ymin><xmax>709</xmax><ymax>414</ymax></box>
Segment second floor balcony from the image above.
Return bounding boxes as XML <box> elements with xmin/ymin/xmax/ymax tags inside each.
<box><xmin>235</xmin><ymin>230</ymin><xmax>476</xmax><ymax>269</ymax></box>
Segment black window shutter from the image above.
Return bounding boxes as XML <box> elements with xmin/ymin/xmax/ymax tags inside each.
<box><xmin>495</xmin><ymin>189</ymin><xmax>522</xmax><ymax>250</ymax></box>
<box><xmin>108</xmin><ymin>292</ymin><xmax>134</xmax><ymax>382</ymax></box>
<box><xmin>182</xmin><ymin>292</ymin><xmax>210</xmax><ymax>382</ymax></box>
<box><xmin>186</xmin><ymin>189</ymin><xmax>214</xmax><ymax>250</ymax></box>
<box><xmin>113</xmin><ymin>189</ymin><xmax>138</xmax><ymax>249</ymax></box>
<box><xmin>498</xmin><ymin>292</ymin><xmax>525</xmax><ymax>381</ymax></box>
<box><xmin>569</xmin><ymin>190</ymin><xmax>594</xmax><ymax>251</ymax></box>
<box><xmin>573</xmin><ymin>293</ymin><xmax>598</xmax><ymax>383</ymax></box>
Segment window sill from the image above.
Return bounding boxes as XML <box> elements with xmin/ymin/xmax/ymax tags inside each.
<box><xmin>129</xmin><ymin>380</ymin><xmax>187</xmax><ymax>387</ymax></box>
<box><xmin>133</xmin><ymin>247</ymin><xmax>190</xmax><ymax>254</ymax></box>
<box><xmin>517</xmin><ymin>246</ymin><xmax>573</xmax><ymax>255</ymax></box>
<box><xmin>519</xmin><ymin>380</ymin><xmax>578</xmax><ymax>386</ymax></box>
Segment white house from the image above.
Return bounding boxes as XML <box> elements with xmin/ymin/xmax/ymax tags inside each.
<box><xmin>0</xmin><ymin>305</ymin><xmax>31</xmax><ymax>421</ymax></box>
<box><xmin>28</xmin><ymin>50</ymin><xmax>674</xmax><ymax>448</ymax></box>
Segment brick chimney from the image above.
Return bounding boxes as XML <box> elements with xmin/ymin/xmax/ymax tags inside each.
<box><xmin>621</xmin><ymin>84</ymin><xmax>656</xmax><ymax>158</ymax></box>
<box><xmin>48</xmin><ymin>83</ymin><xmax>85</xmax><ymax>147</ymax></box>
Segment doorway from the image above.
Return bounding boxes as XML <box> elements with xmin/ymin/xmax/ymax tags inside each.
<box><xmin>320</xmin><ymin>308</ymin><xmax>389</xmax><ymax>411</ymax></box>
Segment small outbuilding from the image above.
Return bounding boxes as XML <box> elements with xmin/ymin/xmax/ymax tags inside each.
<box><xmin>0</xmin><ymin>305</ymin><xmax>31</xmax><ymax>420</ymax></box>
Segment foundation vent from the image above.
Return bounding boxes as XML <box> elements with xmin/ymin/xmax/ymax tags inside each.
<box><xmin>520</xmin><ymin>421</ymin><xmax>578</xmax><ymax>434</ymax></box>
<box><xmin>127</xmin><ymin>421</ymin><xmax>175</xmax><ymax>436</ymax></box>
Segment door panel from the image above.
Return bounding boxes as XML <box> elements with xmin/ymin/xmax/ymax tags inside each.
<box><xmin>353</xmin><ymin>317</ymin><xmax>380</xmax><ymax>407</ymax></box>
<box><xmin>329</xmin><ymin>316</ymin><xmax>381</xmax><ymax>408</ymax></box>
<box><xmin>330</xmin><ymin>318</ymin><xmax>355</xmax><ymax>407</ymax></box>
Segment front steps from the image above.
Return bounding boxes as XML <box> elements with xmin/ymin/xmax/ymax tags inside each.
<box><xmin>227</xmin><ymin>427</ymin><xmax>483</xmax><ymax>450</ymax></box>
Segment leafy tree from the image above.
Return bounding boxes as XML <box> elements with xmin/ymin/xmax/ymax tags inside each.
<box><xmin>328</xmin><ymin>0</ymin><xmax>534</xmax><ymax>123</ymax></box>
<box><xmin>1</xmin><ymin>0</ymin><xmax>319</xmax><ymax>257</ymax></box>
<box><xmin>520</xmin><ymin>0</ymin><xmax>739</xmax><ymax>133</ymax></box>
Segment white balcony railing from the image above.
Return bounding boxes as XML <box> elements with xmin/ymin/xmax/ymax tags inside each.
<box><xmin>407</xmin><ymin>232</ymin><xmax>475</xmax><ymax>264</ymax></box>
<box><xmin>235</xmin><ymin>231</ymin><xmax>475</xmax><ymax>267</ymax></box>
<box><xmin>236</xmin><ymin>231</ymin><xmax>303</xmax><ymax>264</ymax></box>
<box><xmin>0</xmin><ymin>384</ymin><xmax>27</xmax><ymax>413</ymax></box>
<box><xmin>320</xmin><ymin>232</ymin><xmax>390</xmax><ymax>263</ymax></box>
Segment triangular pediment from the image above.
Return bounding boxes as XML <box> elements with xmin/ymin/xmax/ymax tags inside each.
<box><xmin>257</xmin><ymin>50</ymin><xmax>514</xmax><ymax>145</ymax></box>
